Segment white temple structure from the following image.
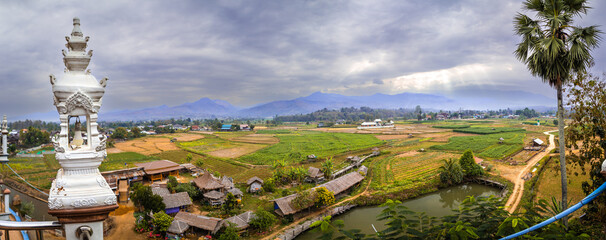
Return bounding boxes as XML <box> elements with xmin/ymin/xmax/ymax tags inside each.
<box><xmin>47</xmin><ymin>17</ymin><xmax>116</xmax><ymax>240</ymax></box>
<box><xmin>0</xmin><ymin>115</ymin><xmax>8</xmax><ymax>163</ymax></box>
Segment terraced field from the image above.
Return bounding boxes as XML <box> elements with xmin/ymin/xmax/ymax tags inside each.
<box><xmin>430</xmin><ymin>132</ymin><xmax>526</xmax><ymax>159</ymax></box>
<box><xmin>238</xmin><ymin>131</ymin><xmax>384</xmax><ymax>165</ymax></box>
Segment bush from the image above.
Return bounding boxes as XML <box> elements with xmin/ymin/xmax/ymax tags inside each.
<box><xmin>250</xmin><ymin>208</ymin><xmax>277</xmax><ymax>232</ymax></box>
<box><xmin>152</xmin><ymin>211</ymin><xmax>173</xmax><ymax>234</ymax></box>
<box><xmin>459</xmin><ymin>150</ymin><xmax>484</xmax><ymax>178</ymax></box>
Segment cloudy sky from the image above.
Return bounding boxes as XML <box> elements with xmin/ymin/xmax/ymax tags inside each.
<box><xmin>1</xmin><ymin>0</ymin><xmax>605</xmax><ymax>117</ymax></box>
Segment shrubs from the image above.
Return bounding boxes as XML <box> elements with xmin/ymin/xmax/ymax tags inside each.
<box><xmin>250</xmin><ymin>208</ymin><xmax>277</xmax><ymax>232</ymax></box>
<box><xmin>459</xmin><ymin>150</ymin><xmax>484</xmax><ymax>178</ymax></box>
<box><xmin>438</xmin><ymin>158</ymin><xmax>464</xmax><ymax>186</ymax></box>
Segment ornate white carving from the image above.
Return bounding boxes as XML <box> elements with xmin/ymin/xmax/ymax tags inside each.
<box><xmin>104</xmin><ymin>196</ymin><xmax>117</xmax><ymax>206</ymax></box>
<box><xmin>96</xmin><ymin>136</ymin><xmax>106</xmax><ymax>152</ymax></box>
<box><xmin>55</xmin><ymin>179</ymin><xmax>67</xmax><ymax>189</ymax></box>
<box><xmin>53</xmin><ymin>140</ymin><xmax>65</xmax><ymax>153</ymax></box>
<box><xmin>48</xmin><ymin>198</ymin><xmax>63</xmax><ymax>210</ymax></box>
<box><xmin>96</xmin><ymin>176</ymin><xmax>108</xmax><ymax>188</ymax></box>
<box><xmin>66</xmin><ymin>92</ymin><xmax>95</xmax><ymax>113</ymax></box>
<box><xmin>71</xmin><ymin>198</ymin><xmax>98</xmax><ymax>208</ymax></box>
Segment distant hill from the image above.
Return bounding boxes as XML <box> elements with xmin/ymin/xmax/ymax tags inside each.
<box><xmin>15</xmin><ymin>90</ymin><xmax>556</xmax><ymax>122</ymax></box>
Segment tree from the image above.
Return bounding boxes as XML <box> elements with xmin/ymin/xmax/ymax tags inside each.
<box><xmin>218</xmin><ymin>223</ymin><xmax>240</xmax><ymax>240</ymax></box>
<box><xmin>19</xmin><ymin>201</ymin><xmax>34</xmax><ymax>218</ymax></box>
<box><xmin>309</xmin><ymin>216</ymin><xmax>345</xmax><ymax>240</ymax></box>
<box><xmin>438</xmin><ymin>158</ymin><xmax>464</xmax><ymax>186</ymax></box>
<box><xmin>321</xmin><ymin>158</ymin><xmax>334</xmax><ymax>178</ymax></box>
<box><xmin>249</xmin><ymin>208</ymin><xmax>277</xmax><ymax>232</ymax></box>
<box><xmin>130</xmin><ymin>127</ymin><xmax>142</xmax><ymax>138</ymax></box>
<box><xmin>167</xmin><ymin>176</ymin><xmax>179</xmax><ymax>193</ymax></box>
<box><xmin>185</xmin><ymin>153</ymin><xmax>193</xmax><ymax>162</ymax></box>
<box><xmin>292</xmin><ymin>189</ymin><xmax>315</xmax><ymax>210</ymax></box>
<box><xmin>131</xmin><ymin>183</ymin><xmax>165</xmax><ymax>213</ymax></box>
<box><xmin>262</xmin><ymin>178</ymin><xmax>275</xmax><ymax>193</ymax></box>
<box><xmin>314</xmin><ymin>187</ymin><xmax>335</xmax><ymax>208</ymax></box>
<box><xmin>174</xmin><ymin>182</ymin><xmax>200</xmax><ymax>200</ymax></box>
<box><xmin>566</xmin><ymin>72</ymin><xmax>606</xmax><ymax>233</ymax></box>
<box><xmin>20</xmin><ymin>127</ymin><xmax>50</xmax><ymax>147</ymax></box>
<box><xmin>514</xmin><ymin>0</ymin><xmax>602</xmax><ymax>226</ymax></box>
<box><xmin>112</xmin><ymin>127</ymin><xmax>128</xmax><ymax>139</ymax></box>
<box><xmin>222</xmin><ymin>192</ymin><xmax>240</xmax><ymax>215</ymax></box>
<box><xmin>152</xmin><ymin>211</ymin><xmax>173</xmax><ymax>234</ymax></box>
<box><xmin>459</xmin><ymin>150</ymin><xmax>483</xmax><ymax>178</ymax></box>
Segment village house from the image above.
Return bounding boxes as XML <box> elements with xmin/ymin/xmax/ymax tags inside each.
<box><xmin>306</xmin><ymin>166</ymin><xmax>325</xmax><ymax>183</ymax></box>
<box><xmin>151</xmin><ymin>186</ymin><xmax>193</xmax><ymax>214</ymax></box>
<box><xmin>191</xmin><ymin>125</ymin><xmax>200</xmax><ymax>131</ymax></box>
<box><xmin>173</xmin><ymin>211</ymin><xmax>222</xmax><ymax>235</ymax></box>
<box><xmin>135</xmin><ymin>160</ymin><xmax>184</xmax><ymax>182</ymax></box>
<box><xmin>221</xmin><ymin>211</ymin><xmax>255</xmax><ymax>231</ymax></box>
<box><xmin>239</xmin><ymin>124</ymin><xmax>251</xmax><ymax>131</ymax></box>
<box><xmin>221</xmin><ymin>124</ymin><xmax>232</xmax><ymax>131</ymax></box>
<box><xmin>273</xmin><ymin>171</ymin><xmax>365</xmax><ymax>216</ymax></box>
<box><xmin>193</xmin><ymin>172</ymin><xmax>242</xmax><ymax>205</ymax></box>
<box><xmin>247</xmin><ymin>177</ymin><xmax>263</xmax><ymax>193</ymax></box>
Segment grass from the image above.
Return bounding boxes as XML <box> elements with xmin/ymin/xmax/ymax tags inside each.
<box><xmin>431</xmin><ymin>124</ymin><xmax>471</xmax><ymax>129</ymax></box>
<box><xmin>453</xmin><ymin>127</ymin><xmax>525</xmax><ymax>134</ymax></box>
<box><xmin>6</xmin><ymin>155</ymin><xmax>61</xmax><ymax>190</ymax></box>
<box><xmin>100</xmin><ymin>152</ymin><xmax>158</xmax><ymax>171</ymax></box>
<box><xmin>430</xmin><ymin>132</ymin><xmax>526</xmax><ymax>159</ymax></box>
<box><xmin>255</xmin><ymin>129</ymin><xmax>293</xmax><ymax>134</ymax></box>
<box><xmin>238</xmin><ymin>131</ymin><xmax>384</xmax><ymax>165</ymax></box>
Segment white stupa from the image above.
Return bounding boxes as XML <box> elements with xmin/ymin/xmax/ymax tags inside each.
<box><xmin>47</xmin><ymin>17</ymin><xmax>116</xmax><ymax>240</ymax></box>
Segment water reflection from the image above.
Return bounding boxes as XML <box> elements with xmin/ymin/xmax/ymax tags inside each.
<box><xmin>296</xmin><ymin>184</ymin><xmax>500</xmax><ymax>240</ymax></box>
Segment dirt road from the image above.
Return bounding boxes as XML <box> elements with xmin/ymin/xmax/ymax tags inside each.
<box><xmin>504</xmin><ymin>130</ymin><xmax>556</xmax><ymax>213</ymax></box>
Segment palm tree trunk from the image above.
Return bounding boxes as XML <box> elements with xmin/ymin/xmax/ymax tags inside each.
<box><xmin>556</xmin><ymin>80</ymin><xmax>568</xmax><ymax>228</ymax></box>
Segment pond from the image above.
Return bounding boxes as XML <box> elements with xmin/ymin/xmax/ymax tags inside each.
<box><xmin>296</xmin><ymin>183</ymin><xmax>501</xmax><ymax>240</ymax></box>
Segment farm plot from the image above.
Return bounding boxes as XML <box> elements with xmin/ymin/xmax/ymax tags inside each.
<box><xmin>113</xmin><ymin>136</ymin><xmax>180</xmax><ymax>155</ymax></box>
<box><xmin>453</xmin><ymin>127</ymin><xmax>525</xmax><ymax>134</ymax></box>
<box><xmin>153</xmin><ymin>150</ymin><xmax>272</xmax><ymax>182</ymax></box>
<box><xmin>431</xmin><ymin>124</ymin><xmax>471</xmax><ymax>129</ymax></box>
<box><xmin>7</xmin><ymin>155</ymin><xmax>62</xmax><ymax>190</ymax></box>
<box><xmin>177</xmin><ymin>134</ymin><xmax>274</xmax><ymax>159</ymax></box>
<box><xmin>430</xmin><ymin>132</ymin><xmax>525</xmax><ymax>159</ymax></box>
<box><xmin>100</xmin><ymin>152</ymin><xmax>158</xmax><ymax>171</ymax></box>
<box><xmin>231</xmin><ymin>134</ymin><xmax>279</xmax><ymax>144</ymax></box>
<box><xmin>238</xmin><ymin>131</ymin><xmax>384</xmax><ymax>165</ymax></box>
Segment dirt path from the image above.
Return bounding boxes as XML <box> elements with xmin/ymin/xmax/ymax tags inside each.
<box><xmin>504</xmin><ymin>130</ymin><xmax>556</xmax><ymax>213</ymax></box>
<box><xmin>261</xmin><ymin>171</ymin><xmax>373</xmax><ymax>240</ymax></box>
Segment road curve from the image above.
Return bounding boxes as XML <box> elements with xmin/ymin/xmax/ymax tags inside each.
<box><xmin>504</xmin><ymin>130</ymin><xmax>556</xmax><ymax>213</ymax></box>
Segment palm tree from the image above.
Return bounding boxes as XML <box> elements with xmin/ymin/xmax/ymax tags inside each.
<box><xmin>438</xmin><ymin>158</ymin><xmax>464</xmax><ymax>186</ymax></box>
<box><xmin>514</xmin><ymin>0</ymin><xmax>601</xmax><ymax>227</ymax></box>
<box><xmin>321</xmin><ymin>157</ymin><xmax>334</xmax><ymax>178</ymax></box>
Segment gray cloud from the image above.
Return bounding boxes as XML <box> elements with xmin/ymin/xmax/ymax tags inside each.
<box><xmin>0</xmin><ymin>0</ymin><xmax>605</xmax><ymax>119</ymax></box>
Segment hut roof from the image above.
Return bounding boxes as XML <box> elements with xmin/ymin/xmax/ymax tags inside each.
<box><xmin>193</xmin><ymin>173</ymin><xmax>224</xmax><ymax>190</ymax></box>
<box><xmin>167</xmin><ymin>220</ymin><xmax>189</xmax><ymax>234</ymax></box>
<box><xmin>203</xmin><ymin>190</ymin><xmax>225</xmax><ymax>200</ymax></box>
<box><xmin>221</xmin><ymin>176</ymin><xmax>234</xmax><ymax>189</ymax></box>
<box><xmin>174</xmin><ymin>212</ymin><xmax>222</xmax><ymax>233</ymax></box>
<box><xmin>533</xmin><ymin>138</ymin><xmax>544</xmax><ymax>145</ymax></box>
<box><xmin>163</xmin><ymin>192</ymin><xmax>193</xmax><ymax>209</ymax></box>
<box><xmin>308</xmin><ymin>167</ymin><xmax>324</xmax><ymax>178</ymax></box>
<box><xmin>228</xmin><ymin>188</ymin><xmax>243</xmax><ymax>197</ymax></box>
<box><xmin>135</xmin><ymin>160</ymin><xmax>184</xmax><ymax>175</ymax></box>
<box><xmin>151</xmin><ymin>187</ymin><xmax>170</xmax><ymax>196</ymax></box>
<box><xmin>358</xmin><ymin>166</ymin><xmax>368</xmax><ymax>175</ymax></box>
<box><xmin>247</xmin><ymin>177</ymin><xmax>264</xmax><ymax>185</ymax></box>
<box><xmin>273</xmin><ymin>171</ymin><xmax>365</xmax><ymax>215</ymax></box>
<box><xmin>222</xmin><ymin>211</ymin><xmax>256</xmax><ymax>230</ymax></box>
<box><xmin>318</xmin><ymin>172</ymin><xmax>364</xmax><ymax>195</ymax></box>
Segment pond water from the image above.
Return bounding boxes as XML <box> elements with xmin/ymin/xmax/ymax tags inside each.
<box><xmin>3</xmin><ymin>185</ymin><xmax>55</xmax><ymax>221</ymax></box>
<box><xmin>296</xmin><ymin>183</ymin><xmax>501</xmax><ymax>240</ymax></box>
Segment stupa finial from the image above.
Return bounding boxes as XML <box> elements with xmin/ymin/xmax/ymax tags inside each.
<box><xmin>1</xmin><ymin>115</ymin><xmax>6</xmax><ymax>133</ymax></box>
<box><xmin>71</xmin><ymin>17</ymin><xmax>83</xmax><ymax>37</ymax></box>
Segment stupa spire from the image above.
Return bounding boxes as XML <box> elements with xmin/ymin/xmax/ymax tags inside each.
<box><xmin>63</xmin><ymin>17</ymin><xmax>92</xmax><ymax>72</ymax></box>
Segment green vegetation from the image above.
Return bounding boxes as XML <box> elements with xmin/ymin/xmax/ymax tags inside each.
<box><xmin>431</xmin><ymin>132</ymin><xmax>525</xmax><ymax>159</ymax></box>
<box><xmin>100</xmin><ymin>152</ymin><xmax>158</xmax><ymax>171</ymax></box>
<box><xmin>239</xmin><ymin>131</ymin><xmax>383</xmax><ymax>165</ymax></box>
<box><xmin>255</xmin><ymin>129</ymin><xmax>293</xmax><ymax>134</ymax></box>
<box><xmin>453</xmin><ymin>127</ymin><xmax>525</xmax><ymax>134</ymax></box>
<box><xmin>250</xmin><ymin>208</ymin><xmax>277</xmax><ymax>232</ymax></box>
<box><xmin>438</xmin><ymin>158</ymin><xmax>463</xmax><ymax>186</ymax></box>
<box><xmin>458</xmin><ymin>150</ymin><xmax>484</xmax><ymax>177</ymax></box>
<box><xmin>131</xmin><ymin>183</ymin><xmax>165</xmax><ymax>213</ymax></box>
<box><xmin>431</xmin><ymin>124</ymin><xmax>470</xmax><ymax>129</ymax></box>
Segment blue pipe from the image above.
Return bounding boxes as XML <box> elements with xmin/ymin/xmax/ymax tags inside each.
<box><xmin>8</xmin><ymin>207</ymin><xmax>30</xmax><ymax>240</ymax></box>
<box><xmin>501</xmin><ymin>181</ymin><xmax>606</xmax><ymax>239</ymax></box>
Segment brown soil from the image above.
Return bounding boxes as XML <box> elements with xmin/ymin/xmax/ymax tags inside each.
<box><xmin>206</xmin><ymin>144</ymin><xmax>268</xmax><ymax>158</ymax></box>
<box><xmin>106</xmin><ymin>203</ymin><xmax>146</xmax><ymax>240</ymax></box>
<box><xmin>114</xmin><ymin>137</ymin><xmax>179</xmax><ymax>155</ymax></box>
<box><xmin>395</xmin><ymin>151</ymin><xmax>420</xmax><ymax>158</ymax></box>
<box><xmin>231</xmin><ymin>134</ymin><xmax>279</xmax><ymax>144</ymax></box>
<box><xmin>374</xmin><ymin>134</ymin><xmax>411</xmax><ymax>140</ymax></box>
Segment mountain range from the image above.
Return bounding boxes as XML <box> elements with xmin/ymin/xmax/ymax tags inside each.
<box><xmin>15</xmin><ymin>90</ymin><xmax>557</xmax><ymax>122</ymax></box>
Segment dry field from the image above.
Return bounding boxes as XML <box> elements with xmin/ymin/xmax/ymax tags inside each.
<box><xmin>206</xmin><ymin>143</ymin><xmax>269</xmax><ymax>158</ymax></box>
<box><xmin>109</xmin><ymin>133</ymin><xmax>205</xmax><ymax>155</ymax></box>
<box><xmin>231</xmin><ymin>134</ymin><xmax>279</xmax><ymax>144</ymax></box>
<box><xmin>374</xmin><ymin>134</ymin><xmax>413</xmax><ymax>140</ymax></box>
